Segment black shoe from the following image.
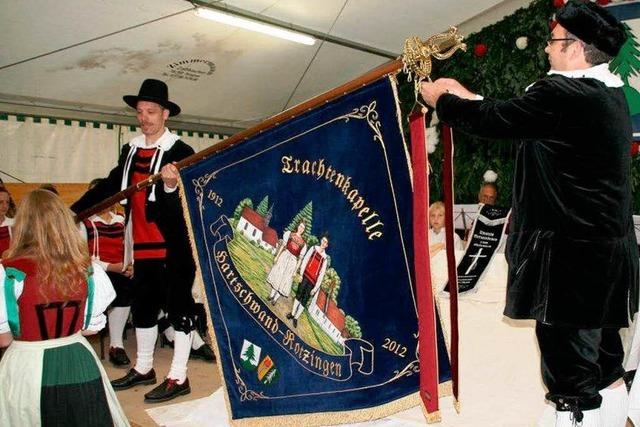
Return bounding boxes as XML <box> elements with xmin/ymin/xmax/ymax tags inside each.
<box><xmin>286</xmin><ymin>313</ymin><xmax>293</xmax><ymax>319</ymax></box>
<box><xmin>108</xmin><ymin>347</ymin><xmax>131</xmax><ymax>367</ymax></box>
<box><xmin>292</xmin><ymin>318</ymin><xmax>298</xmax><ymax>328</ymax></box>
<box><xmin>111</xmin><ymin>368</ymin><xmax>156</xmax><ymax>391</ymax></box>
<box><xmin>144</xmin><ymin>378</ymin><xmax>191</xmax><ymax>403</ymax></box>
<box><xmin>190</xmin><ymin>343</ymin><xmax>216</xmax><ymax>362</ymax></box>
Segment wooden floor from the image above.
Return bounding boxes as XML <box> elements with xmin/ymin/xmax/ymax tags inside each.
<box><xmin>86</xmin><ymin>332</ymin><xmax>221</xmax><ymax>427</ymax></box>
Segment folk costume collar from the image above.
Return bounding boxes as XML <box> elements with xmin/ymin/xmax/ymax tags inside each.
<box><xmin>120</xmin><ymin>128</ymin><xmax>180</xmax><ymax>202</ymax></box>
<box><xmin>88</xmin><ymin>212</ymin><xmax>124</xmax><ymax>225</ymax></box>
<box><xmin>547</xmin><ymin>63</ymin><xmax>623</xmax><ymax>88</ymax></box>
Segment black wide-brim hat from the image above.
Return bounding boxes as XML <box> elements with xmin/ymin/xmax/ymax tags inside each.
<box><xmin>556</xmin><ymin>0</ymin><xmax>626</xmax><ymax>57</ymax></box>
<box><xmin>123</xmin><ymin>78</ymin><xmax>181</xmax><ymax>117</ymax></box>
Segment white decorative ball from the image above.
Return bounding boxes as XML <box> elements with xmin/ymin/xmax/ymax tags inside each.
<box><xmin>483</xmin><ymin>169</ymin><xmax>498</xmax><ymax>183</ymax></box>
<box><xmin>516</xmin><ymin>36</ymin><xmax>528</xmax><ymax>50</ymax></box>
<box><xmin>429</xmin><ymin>112</ymin><xmax>440</xmax><ymax>126</ymax></box>
<box><xmin>427</xmin><ymin>127</ymin><xmax>439</xmax><ymax>153</ymax></box>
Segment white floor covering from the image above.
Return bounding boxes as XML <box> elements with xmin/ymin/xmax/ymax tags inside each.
<box><xmin>148</xmin><ymin>251</ymin><xmax>550</xmax><ymax>426</ymax></box>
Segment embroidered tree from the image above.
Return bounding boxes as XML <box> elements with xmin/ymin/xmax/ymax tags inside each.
<box><xmin>321</xmin><ymin>268</ymin><xmax>342</xmax><ymax>308</ymax></box>
<box><xmin>233</xmin><ymin>198</ymin><xmax>253</xmax><ymax>220</ymax></box>
<box><xmin>286</xmin><ymin>201</ymin><xmax>313</xmax><ymax>240</ymax></box>
<box><xmin>242</xmin><ymin>343</ymin><xmax>257</xmax><ymax>366</ymax></box>
<box><xmin>610</xmin><ymin>23</ymin><xmax>640</xmax><ymax>115</ymax></box>
<box><xmin>344</xmin><ymin>315</ymin><xmax>362</xmax><ymax>339</ymax></box>
<box><xmin>256</xmin><ymin>195</ymin><xmax>269</xmax><ymax>216</ymax></box>
<box><xmin>264</xmin><ymin>369</ymin><xmax>277</xmax><ymax>384</ymax></box>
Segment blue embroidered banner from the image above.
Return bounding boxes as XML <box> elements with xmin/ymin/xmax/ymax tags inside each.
<box><xmin>179</xmin><ymin>77</ymin><xmax>451</xmax><ymax>424</ymax></box>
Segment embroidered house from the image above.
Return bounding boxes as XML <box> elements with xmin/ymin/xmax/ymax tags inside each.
<box><xmin>236</xmin><ymin>206</ymin><xmax>278</xmax><ymax>253</ymax></box>
<box><xmin>309</xmin><ymin>290</ymin><xmax>347</xmax><ymax>346</ymax></box>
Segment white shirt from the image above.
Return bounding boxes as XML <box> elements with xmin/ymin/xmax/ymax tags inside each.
<box><xmin>429</xmin><ymin>227</ymin><xmax>464</xmax><ymax>251</ymax></box>
<box><xmin>0</xmin><ymin>217</ymin><xmax>15</xmax><ymax>227</ymax></box>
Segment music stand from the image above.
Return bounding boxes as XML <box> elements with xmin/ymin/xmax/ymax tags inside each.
<box><xmin>453</xmin><ymin>204</ymin><xmax>480</xmax><ymax>232</ymax></box>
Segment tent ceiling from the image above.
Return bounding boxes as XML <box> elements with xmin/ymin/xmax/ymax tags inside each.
<box><xmin>0</xmin><ymin>0</ymin><xmax>533</xmax><ymax>133</ymax></box>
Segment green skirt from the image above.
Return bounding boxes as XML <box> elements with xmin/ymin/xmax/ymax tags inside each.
<box><xmin>0</xmin><ymin>333</ymin><xmax>129</xmax><ymax>426</ymax></box>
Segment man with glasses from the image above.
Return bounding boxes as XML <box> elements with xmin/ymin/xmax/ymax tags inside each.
<box><xmin>421</xmin><ymin>1</ymin><xmax>636</xmax><ymax>425</ymax></box>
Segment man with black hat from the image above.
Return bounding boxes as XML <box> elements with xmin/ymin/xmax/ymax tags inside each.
<box><xmin>421</xmin><ymin>1</ymin><xmax>637</xmax><ymax>425</ymax></box>
<box><xmin>72</xmin><ymin>79</ymin><xmax>204</xmax><ymax>403</ymax></box>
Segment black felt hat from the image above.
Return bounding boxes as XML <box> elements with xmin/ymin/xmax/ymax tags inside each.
<box><xmin>123</xmin><ymin>79</ymin><xmax>181</xmax><ymax>117</ymax></box>
<box><xmin>556</xmin><ymin>0</ymin><xmax>627</xmax><ymax>57</ymax></box>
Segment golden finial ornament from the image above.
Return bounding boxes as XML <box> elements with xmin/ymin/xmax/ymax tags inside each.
<box><xmin>402</xmin><ymin>26</ymin><xmax>467</xmax><ymax>89</ymax></box>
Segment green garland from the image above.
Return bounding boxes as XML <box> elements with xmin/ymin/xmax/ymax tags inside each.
<box><xmin>398</xmin><ymin>0</ymin><xmax>555</xmax><ymax>207</ymax></box>
<box><xmin>399</xmin><ymin>0</ymin><xmax>640</xmax><ymax>212</ymax></box>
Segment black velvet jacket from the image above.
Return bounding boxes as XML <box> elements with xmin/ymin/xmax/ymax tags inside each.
<box><xmin>71</xmin><ymin>139</ymin><xmax>196</xmax><ymax>281</ymax></box>
<box><xmin>71</xmin><ymin>140</ymin><xmax>194</xmax><ymax>221</ymax></box>
<box><xmin>436</xmin><ymin>74</ymin><xmax>639</xmax><ymax>328</ymax></box>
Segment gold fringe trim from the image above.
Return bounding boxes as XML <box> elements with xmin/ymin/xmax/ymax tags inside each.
<box><xmin>422</xmin><ymin>408</ymin><xmax>442</xmax><ymax>424</ymax></box>
<box><xmin>177</xmin><ymin>174</ymin><xmax>236</xmax><ymax>423</ymax></box>
<box><xmin>389</xmin><ymin>74</ymin><xmax>414</xmax><ymax>193</ymax></box>
<box><xmin>432</xmin><ymin>288</ymin><xmax>452</xmax><ymax>359</ymax></box>
<box><xmin>230</xmin><ymin>392</ymin><xmax>422</xmax><ymax>427</ymax></box>
<box><xmin>453</xmin><ymin>398</ymin><xmax>461</xmax><ymax>414</ymax></box>
<box><xmin>438</xmin><ymin>379</ymin><xmax>453</xmax><ymax>397</ymax></box>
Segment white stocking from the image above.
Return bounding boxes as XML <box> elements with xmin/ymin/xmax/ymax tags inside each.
<box><xmin>192</xmin><ymin>331</ymin><xmax>205</xmax><ymax>350</ymax></box>
<box><xmin>555</xmin><ymin>409</ymin><xmax>602</xmax><ymax>427</ymax></box>
<box><xmin>134</xmin><ymin>326</ymin><xmax>157</xmax><ymax>375</ymax></box>
<box><xmin>108</xmin><ymin>306</ymin><xmax>130</xmax><ymax>349</ymax></box>
<box><xmin>168</xmin><ymin>331</ymin><xmax>193</xmax><ymax>384</ymax></box>
<box><xmin>598</xmin><ymin>382</ymin><xmax>628</xmax><ymax>427</ymax></box>
<box><xmin>163</xmin><ymin>325</ymin><xmax>176</xmax><ymax>342</ymax></box>
<box><xmin>294</xmin><ymin>303</ymin><xmax>305</xmax><ymax>319</ymax></box>
<box><xmin>291</xmin><ymin>300</ymin><xmax>300</xmax><ymax>316</ymax></box>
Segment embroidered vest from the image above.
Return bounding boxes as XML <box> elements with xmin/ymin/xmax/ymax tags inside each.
<box><xmin>285</xmin><ymin>234</ymin><xmax>305</xmax><ymax>257</ymax></box>
<box><xmin>2</xmin><ymin>257</ymin><xmax>92</xmax><ymax>341</ymax></box>
<box><xmin>83</xmin><ymin>218</ymin><xmax>125</xmax><ymax>264</ymax></box>
<box><xmin>130</xmin><ymin>148</ymin><xmax>166</xmax><ymax>260</ymax></box>
<box><xmin>304</xmin><ymin>250</ymin><xmax>325</xmax><ymax>283</ymax></box>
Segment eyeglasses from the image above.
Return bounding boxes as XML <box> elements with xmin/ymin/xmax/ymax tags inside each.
<box><xmin>546</xmin><ymin>38</ymin><xmax>576</xmax><ymax>47</ymax></box>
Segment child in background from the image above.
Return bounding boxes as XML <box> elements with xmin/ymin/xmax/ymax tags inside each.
<box><xmin>429</xmin><ymin>201</ymin><xmax>463</xmax><ymax>256</ymax></box>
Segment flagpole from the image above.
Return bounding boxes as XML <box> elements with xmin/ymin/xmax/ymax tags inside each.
<box><xmin>75</xmin><ymin>27</ymin><xmax>466</xmax><ymax>221</ymax></box>
<box><xmin>75</xmin><ymin>58</ymin><xmax>403</xmax><ymax>221</ymax></box>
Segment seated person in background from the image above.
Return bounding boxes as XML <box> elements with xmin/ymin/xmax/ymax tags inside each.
<box><xmin>79</xmin><ymin>178</ymin><xmax>134</xmax><ymax>367</ymax></box>
<box><xmin>477</xmin><ymin>172</ymin><xmax>509</xmax><ymax>252</ymax></box>
<box><xmin>0</xmin><ymin>187</ymin><xmax>15</xmax><ymax>257</ymax></box>
<box><xmin>429</xmin><ymin>201</ymin><xmax>463</xmax><ymax>256</ymax></box>
<box><xmin>478</xmin><ymin>170</ymin><xmax>498</xmax><ymax>206</ymax></box>
<box><xmin>0</xmin><ymin>189</ymin><xmax>128</xmax><ymax>426</ymax></box>
<box><xmin>478</xmin><ymin>169</ymin><xmax>498</xmax><ymax>206</ymax></box>
<box><xmin>478</xmin><ymin>182</ymin><xmax>498</xmax><ymax>206</ymax></box>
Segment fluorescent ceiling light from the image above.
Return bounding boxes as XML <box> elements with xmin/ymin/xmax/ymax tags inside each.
<box><xmin>195</xmin><ymin>7</ymin><xmax>316</xmax><ymax>46</ymax></box>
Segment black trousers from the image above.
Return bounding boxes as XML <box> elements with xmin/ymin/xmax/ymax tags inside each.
<box><xmin>131</xmin><ymin>259</ymin><xmax>196</xmax><ymax>331</ymax></box>
<box><xmin>535</xmin><ymin>322</ymin><xmax>624</xmax><ymax>412</ymax></box>
<box><xmin>296</xmin><ymin>277</ymin><xmax>314</xmax><ymax>307</ymax></box>
<box><xmin>106</xmin><ymin>272</ymin><xmax>133</xmax><ymax>308</ymax></box>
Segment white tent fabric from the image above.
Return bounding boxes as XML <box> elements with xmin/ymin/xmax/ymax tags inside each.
<box><xmin>0</xmin><ymin>116</ymin><xmax>224</xmax><ymax>183</ymax></box>
<box><xmin>0</xmin><ymin>116</ymin><xmax>119</xmax><ymax>183</ymax></box>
